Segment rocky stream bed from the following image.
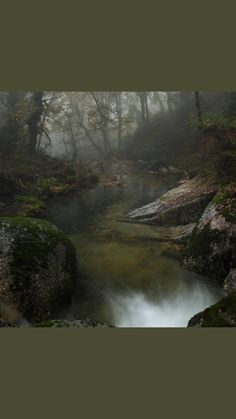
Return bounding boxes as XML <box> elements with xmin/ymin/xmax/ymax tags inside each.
<box><xmin>0</xmin><ymin>160</ymin><xmax>235</xmax><ymax>327</ymax></box>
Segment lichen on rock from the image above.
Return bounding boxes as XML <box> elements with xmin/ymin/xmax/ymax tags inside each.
<box><xmin>127</xmin><ymin>178</ymin><xmax>216</xmax><ymax>226</ymax></box>
<box><xmin>184</xmin><ymin>188</ymin><xmax>236</xmax><ymax>285</ymax></box>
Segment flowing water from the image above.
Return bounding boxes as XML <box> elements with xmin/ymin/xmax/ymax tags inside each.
<box><xmin>46</xmin><ymin>161</ymin><xmax>223</xmax><ymax>327</ymax></box>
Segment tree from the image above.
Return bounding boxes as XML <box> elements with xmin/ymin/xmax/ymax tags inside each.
<box><xmin>194</xmin><ymin>91</ymin><xmax>203</xmax><ymax>130</ymax></box>
<box><xmin>27</xmin><ymin>92</ymin><xmax>44</xmax><ymax>154</ymax></box>
<box><xmin>152</xmin><ymin>92</ymin><xmax>165</xmax><ymax>113</ymax></box>
<box><xmin>166</xmin><ymin>92</ymin><xmax>173</xmax><ymax>112</ymax></box>
<box><xmin>114</xmin><ymin>92</ymin><xmax>122</xmax><ymax>152</ymax></box>
<box><xmin>0</xmin><ymin>92</ymin><xmax>27</xmax><ymax>153</ymax></box>
<box><xmin>89</xmin><ymin>92</ymin><xmax>113</xmax><ymax>156</ymax></box>
<box><xmin>136</xmin><ymin>92</ymin><xmax>149</xmax><ymax>125</ymax></box>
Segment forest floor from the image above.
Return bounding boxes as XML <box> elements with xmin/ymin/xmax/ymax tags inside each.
<box><xmin>0</xmin><ymin>152</ymin><xmax>136</xmax><ymax>218</ymax></box>
<box><xmin>0</xmin><ymin>152</ymin><xmax>101</xmax><ymax>218</ymax></box>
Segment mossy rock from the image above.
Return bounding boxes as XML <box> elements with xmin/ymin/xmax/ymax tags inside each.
<box><xmin>188</xmin><ymin>294</ymin><xmax>236</xmax><ymax>327</ymax></box>
<box><xmin>0</xmin><ymin>318</ymin><xmax>15</xmax><ymax>327</ymax></box>
<box><xmin>0</xmin><ymin>217</ymin><xmax>77</xmax><ymax>323</ymax></box>
<box><xmin>184</xmin><ymin>192</ymin><xmax>236</xmax><ymax>283</ymax></box>
<box><xmin>184</xmin><ymin>223</ymin><xmax>232</xmax><ymax>282</ymax></box>
<box><xmin>34</xmin><ymin>319</ymin><xmax>113</xmax><ymax>328</ymax></box>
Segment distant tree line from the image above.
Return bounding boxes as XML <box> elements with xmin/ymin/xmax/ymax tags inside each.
<box><xmin>1</xmin><ymin>91</ymin><xmax>236</xmax><ymax>178</ymax></box>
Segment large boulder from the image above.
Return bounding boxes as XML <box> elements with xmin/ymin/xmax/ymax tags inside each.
<box><xmin>184</xmin><ymin>187</ymin><xmax>236</xmax><ymax>285</ymax></box>
<box><xmin>0</xmin><ymin>217</ymin><xmax>77</xmax><ymax>322</ymax></box>
<box><xmin>188</xmin><ymin>293</ymin><xmax>236</xmax><ymax>327</ymax></box>
<box><xmin>127</xmin><ymin>178</ymin><xmax>216</xmax><ymax>226</ymax></box>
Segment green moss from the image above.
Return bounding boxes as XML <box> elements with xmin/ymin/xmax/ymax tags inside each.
<box><xmin>36</xmin><ymin>176</ymin><xmax>57</xmax><ymax>191</ymax></box>
<box><xmin>159</xmin><ymin>195</ymin><xmax>168</xmax><ymax>202</ymax></box>
<box><xmin>0</xmin><ymin>216</ymin><xmax>76</xmax><ymax>275</ymax></box>
<box><xmin>17</xmin><ymin>195</ymin><xmax>43</xmax><ymax>204</ymax></box>
<box><xmin>193</xmin><ymin>294</ymin><xmax>236</xmax><ymax>327</ymax></box>
<box><xmin>213</xmin><ymin>188</ymin><xmax>232</xmax><ymax>205</ymax></box>
<box><xmin>212</xmin><ymin>186</ymin><xmax>236</xmax><ymax>223</ymax></box>
<box><xmin>16</xmin><ymin>194</ymin><xmax>45</xmax><ymax>216</ymax></box>
<box><xmin>221</xmin><ymin>202</ymin><xmax>236</xmax><ymax>223</ymax></box>
<box><xmin>0</xmin><ymin>216</ymin><xmax>77</xmax><ymax>322</ymax></box>
<box><xmin>186</xmin><ymin>224</ymin><xmax>219</xmax><ymax>258</ymax></box>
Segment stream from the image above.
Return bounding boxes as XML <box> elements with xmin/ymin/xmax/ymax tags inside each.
<box><xmin>46</xmin><ymin>161</ymin><xmax>223</xmax><ymax>327</ymax></box>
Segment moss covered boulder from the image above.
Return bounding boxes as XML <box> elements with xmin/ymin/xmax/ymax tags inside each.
<box><xmin>184</xmin><ymin>187</ymin><xmax>236</xmax><ymax>285</ymax></box>
<box><xmin>188</xmin><ymin>293</ymin><xmax>236</xmax><ymax>327</ymax></box>
<box><xmin>0</xmin><ymin>217</ymin><xmax>77</xmax><ymax>322</ymax></box>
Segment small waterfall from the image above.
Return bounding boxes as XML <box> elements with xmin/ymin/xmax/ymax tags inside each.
<box><xmin>107</xmin><ymin>282</ymin><xmax>221</xmax><ymax>327</ymax></box>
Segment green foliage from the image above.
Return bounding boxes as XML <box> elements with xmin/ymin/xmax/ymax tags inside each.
<box><xmin>16</xmin><ymin>194</ymin><xmax>45</xmax><ymax>216</ymax></box>
<box><xmin>36</xmin><ymin>176</ymin><xmax>58</xmax><ymax>192</ymax></box>
<box><xmin>17</xmin><ymin>194</ymin><xmax>45</xmax><ymax>205</ymax></box>
<box><xmin>189</xmin><ymin>111</ymin><xmax>236</xmax><ymax>131</ymax></box>
<box><xmin>213</xmin><ymin>187</ymin><xmax>233</xmax><ymax>205</ymax></box>
<box><xmin>213</xmin><ymin>186</ymin><xmax>236</xmax><ymax>223</ymax></box>
<box><xmin>35</xmin><ymin>177</ymin><xmax>67</xmax><ymax>195</ymax></box>
<box><xmin>189</xmin><ymin>111</ymin><xmax>236</xmax><ymax>180</ymax></box>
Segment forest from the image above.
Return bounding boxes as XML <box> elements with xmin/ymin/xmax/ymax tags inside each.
<box><xmin>0</xmin><ymin>91</ymin><xmax>236</xmax><ymax>327</ymax></box>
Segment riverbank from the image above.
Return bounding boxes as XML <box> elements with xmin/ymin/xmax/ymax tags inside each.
<box><xmin>126</xmin><ymin>173</ymin><xmax>236</xmax><ymax>326</ymax></box>
<box><xmin>0</xmin><ymin>152</ymin><xmax>108</xmax><ymax>219</ymax></box>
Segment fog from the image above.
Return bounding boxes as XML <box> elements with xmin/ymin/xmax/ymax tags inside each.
<box><xmin>1</xmin><ymin>91</ymin><xmax>234</xmax><ymax>163</ymax></box>
<box><xmin>0</xmin><ymin>90</ymin><xmax>235</xmax><ymax>327</ymax></box>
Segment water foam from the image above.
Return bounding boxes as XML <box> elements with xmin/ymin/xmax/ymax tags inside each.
<box><xmin>107</xmin><ymin>282</ymin><xmax>220</xmax><ymax>327</ymax></box>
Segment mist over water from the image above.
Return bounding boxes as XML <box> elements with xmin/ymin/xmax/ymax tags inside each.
<box><xmin>107</xmin><ymin>282</ymin><xmax>221</xmax><ymax>327</ymax></box>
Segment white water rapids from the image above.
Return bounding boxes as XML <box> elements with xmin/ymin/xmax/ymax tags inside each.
<box><xmin>107</xmin><ymin>282</ymin><xmax>221</xmax><ymax>327</ymax></box>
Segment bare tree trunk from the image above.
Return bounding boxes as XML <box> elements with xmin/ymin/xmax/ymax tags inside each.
<box><xmin>27</xmin><ymin>92</ymin><xmax>44</xmax><ymax>154</ymax></box>
<box><xmin>156</xmin><ymin>93</ymin><xmax>165</xmax><ymax>112</ymax></box>
<box><xmin>6</xmin><ymin>92</ymin><xmax>21</xmax><ymax>151</ymax></box>
<box><xmin>144</xmin><ymin>92</ymin><xmax>149</xmax><ymax>124</ymax></box>
<box><xmin>75</xmin><ymin>99</ymin><xmax>106</xmax><ymax>158</ymax></box>
<box><xmin>62</xmin><ymin>133</ymin><xmax>70</xmax><ymax>160</ymax></box>
<box><xmin>90</xmin><ymin>92</ymin><xmax>112</xmax><ymax>157</ymax></box>
<box><xmin>137</xmin><ymin>92</ymin><xmax>149</xmax><ymax>125</ymax></box>
<box><xmin>68</xmin><ymin>113</ymin><xmax>78</xmax><ymax>164</ymax></box>
<box><xmin>81</xmin><ymin>123</ymin><xmax>106</xmax><ymax>158</ymax></box>
<box><xmin>194</xmin><ymin>91</ymin><xmax>203</xmax><ymax>130</ymax></box>
<box><xmin>116</xmin><ymin>92</ymin><xmax>122</xmax><ymax>152</ymax></box>
<box><xmin>137</xmin><ymin>92</ymin><xmax>146</xmax><ymax>125</ymax></box>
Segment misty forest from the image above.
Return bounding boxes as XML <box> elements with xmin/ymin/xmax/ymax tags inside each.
<box><xmin>0</xmin><ymin>91</ymin><xmax>236</xmax><ymax>327</ymax></box>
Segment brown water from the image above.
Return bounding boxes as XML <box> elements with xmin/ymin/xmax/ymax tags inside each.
<box><xmin>46</xmin><ymin>162</ymin><xmax>223</xmax><ymax>327</ymax></box>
